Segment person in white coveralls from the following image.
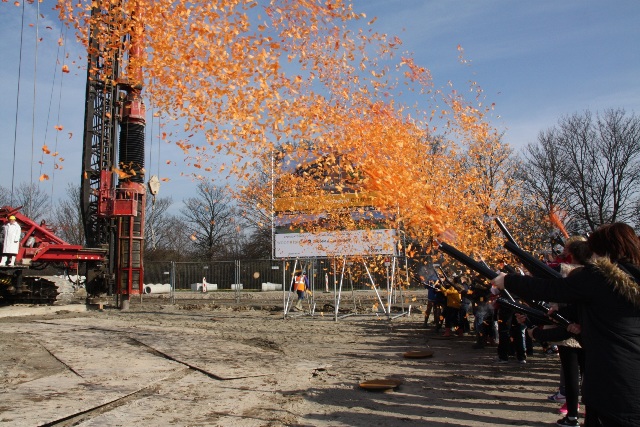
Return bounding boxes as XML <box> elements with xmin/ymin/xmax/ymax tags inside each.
<box><xmin>1</xmin><ymin>215</ymin><xmax>21</xmax><ymax>267</ymax></box>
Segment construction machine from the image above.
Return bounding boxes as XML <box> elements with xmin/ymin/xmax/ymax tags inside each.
<box><xmin>0</xmin><ymin>206</ymin><xmax>107</xmax><ymax>305</ymax></box>
<box><xmin>0</xmin><ymin>2</ymin><xmax>148</xmax><ymax>308</ymax></box>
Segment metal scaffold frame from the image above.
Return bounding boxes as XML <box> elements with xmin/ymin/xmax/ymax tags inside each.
<box><xmin>281</xmin><ymin>255</ymin><xmax>411</xmax><ymax>322</ymax></box>
<box><xmin>282</xmin><ymin>258</ymin><xmax>317</xmax><ymax>318</ymax></box>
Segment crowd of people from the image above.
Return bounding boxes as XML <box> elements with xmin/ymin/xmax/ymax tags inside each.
<box><xmin>420</xmin><ymin>222</ymin><xmax>640</xmax><ymax>427</ymax></box>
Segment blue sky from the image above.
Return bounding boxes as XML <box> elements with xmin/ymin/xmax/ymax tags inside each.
<box><xmin>364</xmin><ymin>1</ymin><xmax>640</xmax><ymax>144</ymax></box>
<box><xmin>1</xmin><ymin>0</ymin><xmax>639</xmax><ymax>208</ymax></box>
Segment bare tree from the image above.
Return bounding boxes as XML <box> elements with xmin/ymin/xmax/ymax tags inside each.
<box><xmin>11</xmin><ymin>183</ymin><xmax>50</xmax><ymax>222</ymax></box>
<box><xmin>461</xmin><ymin>133</ymin><xmax>524</xmax><ymax>248</ymax></box>
<box><xmin>520</xmin><ymin>109</ymin><xmax>640</xmax><ymax>233</ymax></box>
<box><xmin>53</xmin><ymin>184</ymin><xmax>85</xmax><ymax>245</ymax></box>
<box><xmin>520</xmin><ymin>128</ymin><xmax>572</xmax><ymax>215</ymax></box>
<box><xmin>145</xmin><ymin>195</ymin><xmax>175</xmax><ymax>250</ymax></box>
<box><xmin>235</xmin><ymin>156</ymin><xmax>274</xmax><ymax>259</ymax></box>
<box><xmin>181</xmin><ymin>182</ymin><xmax>237</xmax><ymax>260</ymax></box>
<box><xmin>463</xmin><ymin>134</ymin><xmax>519</xmax><ymax>218</ymax></box>
<box><xmin>218</xmin><ymin>220</ymin><xmax>250</xmax><ymax>259</ymax></box>
<box><xmin>593</xmin><ymin>109</ymin><xmax>640</xmax><ymax>225</ymax></box>
<box><xmin>144</xmin><ymin>195</ymin><xmax>193</xmax><ymax>261</ymax></box>
<box><xmin>516</xmin><ymin>128</ymin><xmax>576</xmax><ymax>246</ymax></box>
<box><xmin>144</xmin><ymin>213</ymin><xmax>194</xmax><ymax>262</ymax></box>
<box><xmin>0</xmin><ymin>186</ymin><xmax>10</xmax><ymax>207</ymax></box>
<box><xmin>557</xmin><ymin>109</ymin><xmax>639</xmax><ymax>231</ymax></box>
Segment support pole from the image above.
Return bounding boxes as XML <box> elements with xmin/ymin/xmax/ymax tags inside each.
<box><xmin>170</xmin><ymin>261</ymin><xmax>175</xmax><ymax>305</ymax></box>
<box><xmin>281</xmin><ymin>259</ymin><xmax>286</xmax><ymax>319</ymax></box>
<box><xmin>363</xmin><ymin>260</ymin><xmax>388</xmax><ymax>319</ymax></box>
<box><xmin>349</xmin><ymin>261</ymin><xmax>356</xmax><ymax>313</ymax></box>
<box><xmin>334</xmin><ymin>257</ymin><xmax>346</xmax><ymax>322</ymax></box>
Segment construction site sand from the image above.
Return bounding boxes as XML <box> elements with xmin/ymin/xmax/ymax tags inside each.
<box><xmin>0</xmin><ymin>292</ymin><xmax>570</xmax><ymax>426</ymax></box>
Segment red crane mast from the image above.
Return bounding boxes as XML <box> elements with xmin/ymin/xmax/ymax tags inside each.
<box><xmin>80</xmin><ymin>0</ymin><xmax>146</xmax><ymax>308</ymax></box>
<box><xmin>0</xmin><ymin>1</ymin><xmax>146</xmax><ymax>307</ymax></box>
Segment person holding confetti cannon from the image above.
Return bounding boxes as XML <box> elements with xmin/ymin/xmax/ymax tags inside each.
<box><xmin>492</xmin><ymin>223</ymin><xmax>640</xmax><ymax>427</ymax></box>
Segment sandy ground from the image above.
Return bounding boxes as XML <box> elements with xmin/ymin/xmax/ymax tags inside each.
<box><xmin>0</xmin><ymin>291</ymin><xmax>572</xmax><ymax>427</ymax></box>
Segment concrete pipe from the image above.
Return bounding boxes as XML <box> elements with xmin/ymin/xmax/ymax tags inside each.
<box><xmin>261</xmin><ymin>282</ymin><xmax>283</xmax><ymax>291</ymax></box>
<box><xmin>144</xmin><ymin>283</ymin><xmax>172</xmax><ymax>294</ymax></box>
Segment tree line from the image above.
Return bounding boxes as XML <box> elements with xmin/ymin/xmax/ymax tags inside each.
<box><xmin>519</xmin><ymin>109</ymin><xmax>640</xmax><ymax>234</ymax></box>
<box><xmin>0</xmin><ymin>180</ymin><xmax>268</xmax><ymax>262</ymax></box>
<box><xmin>1</xmin><ymin>108</ymin><xmax>638</xmax><ymax>262</ymax></box>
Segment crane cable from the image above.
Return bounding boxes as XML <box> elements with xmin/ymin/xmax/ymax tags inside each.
<box><xmin>147</xmin><ymin>92</ymin><xmax>162</xmax><ymax>250</ymax></box>
<box><xmin>27</xmin><ymin>0</ymin><xmax>42</xmax><ymax>217</ymax></box>
<box><xmin>9</xmin><ymin>0</ymin><xmax>28</xmax><ymax>207</ymax></box>
<box><xmin>149</xmin><ymin>102</ymin><xmax>156</xmax><ymax>250</ymax></box>
<box><xmin>11</xmin><ymin>3</ymin><xmax>68</xmax><ymax>217</ymax></box>
<box><xmin>41</xmin><ymin>23</ymin><xmax>69</xmax><ymax>209</ymax></box>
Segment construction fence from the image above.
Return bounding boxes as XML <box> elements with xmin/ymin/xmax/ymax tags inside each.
<box><xmin>144</xmin><ymin>257</ymin><xmax>414</xmax><ymax>293</ymax></box>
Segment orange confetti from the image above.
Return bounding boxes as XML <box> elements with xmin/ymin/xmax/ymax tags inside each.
<box><xmin>550</xmin><ymin>207</ymin><xmax>569</xmax><ymax>239</ymax></box>
<box><xmin>38</xmin><ymin>0</ymin><xmax>521</xmax><ymax>267</ymax></box>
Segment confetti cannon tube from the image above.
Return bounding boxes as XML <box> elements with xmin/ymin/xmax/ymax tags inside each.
<box><xmin>436</xmin><ymin>265</ymin><xmax>454</xmax><ymax>286</ymax></box>
<box><xmin>437</xmin><ymin>238</ymin><xmax>572</xmax><ymax>328</ymax></box>
<box><xmin>496</xmin><ymin>297</ymin><xmax>571</xmax><ymax>327</ymax></box>
<box><xmin>494</xmin><ymin>217</ymin><xmax>518</xmax><ymax>246</ymax></box>
<box><xmin>503</xmin><ymin>240</ymin><xmax>562</xmax><ymax>280</ymax></box>
<box><xmin>437</xmin><ymin>241</ymin><xmax>516</xmax><ymax>303</ymax></box>
<box><xmin>493</xmin><ymin>217</ymin><xmax>561</xmax><ymax>280</ymax></box>
<box><xmin>494</xmin><ymin>218</ymin><xmax>569</xmax><ymax>324</ymax></box>
<box><xmin>421</xmin><ymin>280</ymin><xmax>440</xmax><ymax>292</ymax></box>
<box><xmin>436</xmin><ymin>241</ymin><xmax>499</xmax><ymax>280</ymax></box>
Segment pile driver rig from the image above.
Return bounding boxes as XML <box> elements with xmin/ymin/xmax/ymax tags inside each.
<box><xmin>0</xmin><ymin>2</ymin><xmax>150</xmax><ymax>308</ymax></box>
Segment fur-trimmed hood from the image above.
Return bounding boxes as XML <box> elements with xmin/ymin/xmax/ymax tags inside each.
<box><xmin>592</xmin><ymin>257</ymin><xmax>640</xmax><ymax>308</ymax></box>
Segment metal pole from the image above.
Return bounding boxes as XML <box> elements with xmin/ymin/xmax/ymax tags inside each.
<box><xmin>335</xmin><ymin>257</ymin><xmax>346</xmax><ymax>322</ymax></box>
<box><xmin>270</xmin><ymin>150</ymin><xmax>275</xmax><ymax>260</ymax></box>
<box><xmin>282</xmin><ymin>259</ymin><xmax>286</xmax><ymax>319</ymax></box>
<box><xmin>332</xmin><ymin>257</ymin><xmax>337</xmax><ymax>312</ymax></box>
<box><xmin>170</xmin><ymin>261</ymin><xmax>175</xmax><ymax>305</ymax></box>
<box><xmin>386</xmin><ymin>260</ymin><xmax>391</xmax><ymax>313</ymax></box>
<box><xmin>349</xmin><ymin>261</ymin><xmax>356</xmax><ymax>313</ymax></box>
<box><xmin>284</xmin><ymin>259</ymin><xmax>298</xmax><ymax>316</ymax></box>
<box><xmin>403</xmin><ymin>252</ymin><xmax>410</xmax><ymax>313</ymax></box>
<box><xmin>235</xmin><ymin>260</ymin><xmax>240</xmax><ymax>303</ymax></box>
<box><xmin>364</xmin><ymin>260</ymin><xmax>387</xmax><ymax>318</ymax></box>
<box><xmin>308</xmin><ymin>258</ymin><xmax>316</xmax><ymax>316</ymax></box>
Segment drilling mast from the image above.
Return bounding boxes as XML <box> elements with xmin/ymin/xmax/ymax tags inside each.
<box><xmin>80</xmin><ymin>1</ymin><xmax>146</xmax><ymax>308</ymax></box>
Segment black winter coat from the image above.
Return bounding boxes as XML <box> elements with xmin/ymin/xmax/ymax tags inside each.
<box><xmin>505</xmin><ymin>258</ymin><xmax>640</xmax><ymax>426</ymax></box>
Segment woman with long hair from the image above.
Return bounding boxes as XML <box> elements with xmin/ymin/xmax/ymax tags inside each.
<box><xmin>492</xmin><ymin>223</ymin><xmax>640</xmax><ymax>427</ymax></box>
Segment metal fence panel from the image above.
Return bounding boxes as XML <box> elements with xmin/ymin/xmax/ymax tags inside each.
<box><xmin>145</xmin><ymin>256</ymin><xmax>411</xmax><ymax>292</ymax></box>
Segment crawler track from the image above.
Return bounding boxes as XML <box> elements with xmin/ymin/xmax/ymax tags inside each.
<box><xmin>0</xmin><ymin>274</ymin><xmax>83</xmax><ymax>305</ymax></box>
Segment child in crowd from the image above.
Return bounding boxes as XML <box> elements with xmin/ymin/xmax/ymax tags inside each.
<box><xmin>441</xmin><ymin>280</ymin><xmax>461</xmax><ymax>337</ymax></box>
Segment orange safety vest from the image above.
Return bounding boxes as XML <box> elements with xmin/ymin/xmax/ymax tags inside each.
<box><xmin>293</xmin><ymin>275</ymin><xmax>306</xmax><ymax>292</ymax></box>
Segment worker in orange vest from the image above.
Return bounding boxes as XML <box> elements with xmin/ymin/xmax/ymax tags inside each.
<box><xmin>292</xmin><ymin>270</ymin><xmax>309</xmax><ymax>311</ymax></box>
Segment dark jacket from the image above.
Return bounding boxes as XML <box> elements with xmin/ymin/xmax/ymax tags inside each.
<box><xmin>531</xmin><ymin>304</ymin><xmax>581</xmax><ymax>348</ymax></box>
<box><xmin>505</xmin><ymin>258</ymin><xmax>640</xmax><ymax>426</ymax></box>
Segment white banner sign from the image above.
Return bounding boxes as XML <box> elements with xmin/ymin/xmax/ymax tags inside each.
<box><xmin>275</xmin><ymin>229</ymin><xmax>396</xmax><ymax>258</ymax></box>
